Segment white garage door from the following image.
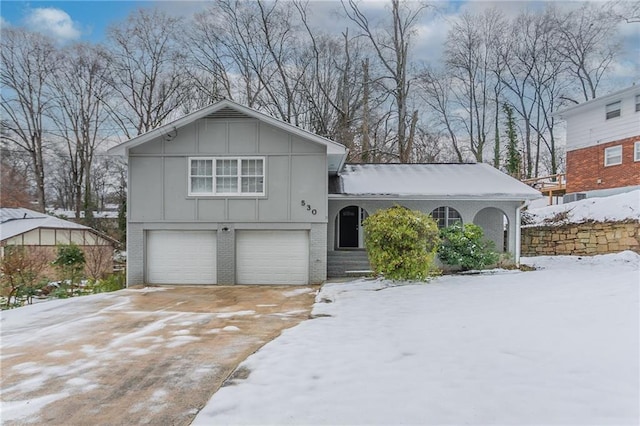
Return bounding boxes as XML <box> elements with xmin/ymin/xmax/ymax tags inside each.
<box><xmin>147</xmin><ymin>230</ymin><xmax>216</xmax><ymax>284</ymax></box>
<box><xmin>236</xmin><ymin>230</ymin><xmax>309</xmax><ymax>285</ymax></box>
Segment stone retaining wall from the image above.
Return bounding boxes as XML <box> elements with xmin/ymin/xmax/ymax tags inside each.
<box><xmin>521</xmin><ymin>221</ymin><xmax>640</xmax><ymax>256</ymax></box>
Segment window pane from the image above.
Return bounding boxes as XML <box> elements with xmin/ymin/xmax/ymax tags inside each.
<box><xmin>216</xmin><ymin>177</ymin><xmax>238</xmax><ymax>193</ymax></box>
<box><xmin>605</xmin><ymin>146</ymin><xmax>622</xmax><ymax>166</ymax></box>
<box><xmin>190</xmin><ymin>159</ymin><xmax>213</xmax><ymax>194</ymax></box>
<box><xmin>217</xmin><ymin>159</ymin><xmax>237</xmax><ymax>176</ymax></box>
<box><xmin>241</xmin><ymin>177</ymin><xmax>263</xmax><ymax>193</ymax></box>
<box><xmin>191</xmin><ymin>177</ymin><xmax>212</xmax><ymax>193</ymax></box>
<box><xmin>606</xmin><ymin>101</ymin><xmax>621</xmax><ymax>119</ymax></box>
<box><xmin>431</xmin><ymin>207</ymin><xmax>446</xmax><ymax>228</ymax></box>
<box><xmin>446</xmin><ymin>207</ymin><xmax>462</xmax><ymax>227</ymax></box>
<box><xmin>635</xmin><ymin>142</ymin><xmax>640</xmax><ymax>162</ymax></box>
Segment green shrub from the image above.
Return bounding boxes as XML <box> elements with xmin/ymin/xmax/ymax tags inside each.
<box><xmin>438</xmin><ymin>223</ymin><xmax>499</xmax><ymax>270</ymax></box>
<box><xmin>91</xmin><ymin>272</ymin><xmax>126</xmax><ymax>293</ymax></box>
<box><xmin>363</xmin><ymin>206</ymin><xmax>441</xmax><ymax>281</ymax></box>
<box><xmin>52</xmin><ymin>244</ymin><xmax>86</xmax><ymax>284</ymax></box>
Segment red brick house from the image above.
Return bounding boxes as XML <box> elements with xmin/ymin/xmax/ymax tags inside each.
<box><xmin>557</xmin><ymin>85</ymin><xmax>640</xmax><ymax>200</ymax></box>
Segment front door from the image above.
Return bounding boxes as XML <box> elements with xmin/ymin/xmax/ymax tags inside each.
<box><xmin>339</xmin><ymin>206</ymin><xmax>360</xmax><ymax>248</ymax></box>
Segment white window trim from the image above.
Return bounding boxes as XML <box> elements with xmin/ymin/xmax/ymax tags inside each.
<box><xmin>604</xmin><ymin>145</ymin><xmax>622</xmax><ymax>167</ymax></box>
<box><xmin>188</xmin><ymin>156</ymin><xmax>265</xmax><ymax>196</ymax></box>
<box><xmin>605</xmin><ymin>101</ymin><xmax>621</xmax><ymax>120</ymax></box>
<box><xmin>634</xmin><ymin>141</ymin><xmax>640</xmax><ymax>162</ymax></box>
<box><xmin>635</xmin><ymin>95</ymin><xmax>640</xmax><ymax>113</ymax></box>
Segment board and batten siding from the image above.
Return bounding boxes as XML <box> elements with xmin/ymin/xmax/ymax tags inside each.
<box><xmin>128</xmin><ymin>118</ymin><xmax>328</xmax><ymax>224</ymax></box>
<box><xmin>565</xmin><ymin>89</ymin><xmax>640</xmax><ymax>152</ymax></box>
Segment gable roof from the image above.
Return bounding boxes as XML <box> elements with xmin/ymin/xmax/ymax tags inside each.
<box><xmin>0</xmin><ymin>208</ymin><xmax>117</xmax><ymax>244</ymax></box>
<box><xmin>329</xmin><ymin>163</ymin><xmax>542</xmax><ymax>201</ymax></box>
<box><xmin>107</xmin><ymin>99</ymin><xmax>348</xmax><ymax>172</ymax></box>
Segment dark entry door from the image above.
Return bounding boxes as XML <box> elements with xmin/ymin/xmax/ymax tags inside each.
<box><xmin>339</xmin><ymin>206</ymin><xmax>359</xmax><ymax>248</ymax></box>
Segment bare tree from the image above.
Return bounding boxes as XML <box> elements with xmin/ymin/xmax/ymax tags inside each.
<box><xmin>0</xmin><ymin>28</ymin><xmax>57</xmax><ymax>211</ymax></box>
<box><xmin>342</xmin><ymin>0</ymin><xmax>427</xmax><ymax>163</ymax></box>
<box><xmin>416</xmin><ymin>68</ymin><xmax>465</xmax><ymax>162</ymax></box>
<box><xmin>50</xmin><ymin>43</ymin><xmax>112</xmax><ymax>221</ymax></box>
<box><xmin>445</xmin><ymin>9</ymin><xmax>504</xmax><ymax>163</ymax></box>
<box><xmin>103</xmin><ymin>8</ymin><xmax>189</xmax><ymax>138</ymax></box>
<box><xmin>553</xmin><ymin>3</ymin><xmax>622</xmax><ymax>102</ymax></box>
<box><xmin>0</xmin><ymin>145</ymin><xmax>32</xmax><ymax>207</ymax></box>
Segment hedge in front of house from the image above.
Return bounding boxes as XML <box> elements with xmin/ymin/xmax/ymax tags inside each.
<box><xmin>363</xmin><ymin>206</ymin><xmax>441</xmax><ymax>281</ymax></box>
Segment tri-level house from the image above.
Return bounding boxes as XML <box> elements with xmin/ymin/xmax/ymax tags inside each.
<box><xmin>109</xmin><ymin>100</ymin><xmax>540</xmax><ymax>286</ymax></box>
<box><xmin>556</xmin><ymin>85</ymin><xmax>640</xmax><ymax>201</ymax></box>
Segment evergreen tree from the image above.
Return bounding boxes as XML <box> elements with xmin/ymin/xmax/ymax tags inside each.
<box><xmin>503</xmin><ymin>103</ymin><xmax>521</xmax><ymax>179</ymax></box>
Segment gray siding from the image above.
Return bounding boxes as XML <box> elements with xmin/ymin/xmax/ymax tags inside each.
<box><xmin>127</xmin><ymin>117</ymin><xmax>329</xmax><ymax>286</ymax></box>
<box><xmin>129</xmin><ymin>118</ymin><xmax>327</xmax><ymax>223</ymax></box>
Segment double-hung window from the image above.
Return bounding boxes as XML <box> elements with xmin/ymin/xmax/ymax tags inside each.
<box><xmin>605</xmin><ymin>101</ymin><xmax>621</xmax><ymax>120</ymax></box>
<box><xmin>189</xmin><ymin>157</ymin><xmax>264</xmax><ymax>196</ymax></box>
<box><xmin>636</xmin><ymin>95</ymin><xmax>640</xmax><ymax>112</ymax></box>
<box><xmin>604</xmin><ymin>146</ymin><xmax>622</xmax><ymax>167</ymax></box>
<box><xmin>634</xmin><ymin>141</ymin><xmax>640</xmax><ymax>162</ymax></box>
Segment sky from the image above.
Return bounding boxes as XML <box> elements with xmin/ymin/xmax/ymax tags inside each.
<box><xmin>0</xmin><ymin>0</ymin><xmax>638</xmax><ymax>87</ymax></box>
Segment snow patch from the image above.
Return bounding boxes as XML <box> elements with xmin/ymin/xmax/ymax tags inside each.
<box><xmin>525</xmin><ymin>189</ymin><xmax>640</xmax><ymax>226</ymax></box>
<box><xmin>47</xmin><ymin>350</ymin><xmax>73</xmax><ymax>358</ymax></box>
<box><xmin>166</xmin><ymin>335</ymin><xmax>201</xmax><ymax>348</ymax></box>
<box><xmin>217</xmin><ymin>310</ymin><xmax>255</xmax><ymax>318</ymax></box>
<box><xmin>282</xmin><ymin>288</ymin><xmax>315</xmax><ymax>297</ymax></box>
<box><xmin>222</xmin><ymin>326</ymin><xmax>240</xmax><ymax>332</ymax></box>
<box><xmin>1</xmin><ymin>392</ymin><xmax>70</xmax><ymax>422</ymax></box>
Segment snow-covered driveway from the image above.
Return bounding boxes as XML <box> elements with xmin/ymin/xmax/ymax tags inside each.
<box><xmin>194</xmin><ymin>252</ymin><xmax>640</xmax><ymax>425</ymax></box>
<box><xmin>0</xmin><ymin>285</ymin><xmax>317</xmax><ymax>425</ymax></box>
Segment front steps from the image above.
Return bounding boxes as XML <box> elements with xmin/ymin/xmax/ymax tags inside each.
<box><xmin>327</xmin><ymin>250</ymin><xmax>372</xmax><ymax>278</ymax></box>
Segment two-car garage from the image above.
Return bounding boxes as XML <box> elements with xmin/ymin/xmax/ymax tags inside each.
<box><xmin>146</xmin><ymin>229</ymin><xmax>309</xmax><ymax>285</ymax></box>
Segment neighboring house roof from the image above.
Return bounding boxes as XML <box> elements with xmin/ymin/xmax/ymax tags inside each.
<box><xmin>107</xmin><ymin>99</ymin><xmax>349</xmax><ymax>174</ymax></box>
<box><xmin>329</xmin><ymin>163</ymin><xmax>542</xmax><ymax>201</ymax></box>
<box><xmin>0</xmin><ymin>208</ymin><xmax>116</xmax><ymax>244</ymax></box>
<box><xmin>555</xmin><ymin>85</ymin><xmax>640</xmax><ymax>119</ymax></box>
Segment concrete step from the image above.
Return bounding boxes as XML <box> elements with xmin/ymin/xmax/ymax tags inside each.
<box><xmin>327</xmin><ymin>250</ymin><xmax>372</xmax><ymax>278</ymax></box>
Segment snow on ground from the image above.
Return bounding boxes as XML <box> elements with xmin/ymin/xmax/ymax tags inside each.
<box><xmin>193</xmin><ymin>252</ymin><xmax>639</xmax><ymax>425</ymax></box>
<box><xmin>525</xmin><ymin>189</ymin><xmax>640</xmax><ymax>226</ymax></box>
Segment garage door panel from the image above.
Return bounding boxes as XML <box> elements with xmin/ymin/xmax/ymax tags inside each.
<box><xmin>147</xmin><ymin>230</ymin><xmax>216</xmax><ymax>284</ymax></box>
<box><xmin>236</xmin><ymin>231</ymin><xmax>308</xmax><ymax>285</ymax></box>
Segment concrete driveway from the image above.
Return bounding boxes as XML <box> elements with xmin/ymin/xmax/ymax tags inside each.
<box><xmin>1</xmin><ymin>285</ymin><xmax>318</xmax><ymax>425</ymax></box>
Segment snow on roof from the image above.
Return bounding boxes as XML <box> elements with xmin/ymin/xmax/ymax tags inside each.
<box><xmin>330</xmin><ymin>163</ymin><xmax>542</xmax><ymax>200</ymax></box>
<box><xmin>0</xmin><ymin>207</ymin><xmax>91</xmax><ymax>241</ymax></box>
<box><xmin>524</xmin><ymin>190</ymin><xmax>640</xmax><ymax>226</ymax></box>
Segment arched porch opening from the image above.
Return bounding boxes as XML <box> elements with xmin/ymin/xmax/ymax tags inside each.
<box><xmin>473</xmin><ymin>207</ymin><xmax>509</xmax><ymax>252</ymax></box>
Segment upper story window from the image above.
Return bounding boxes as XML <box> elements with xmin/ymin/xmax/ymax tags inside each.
<box><xmin>634</xmin><ymin>141</ymin><xmax>640</xmax><ymax>162</ymax></box>
<box><xmin>189</xmin><ymin>157</ymin><xmax>264</xmax><ymax>196</ymax></box>
<box><xmin>431</xmin><ymin>206</ymin><xmax>462</xmax><ymax>229</ymax></box>
<box><xmin>604</xmin><ymin>145</ymin><xmax>622</xmax><ymax>167</ymax></box>
<box><xmin>636</xmin><ymin>95</ymin><xmax>640</xmax><ymax>112</ymax></box>
<box><xmin>605</xmin><ymin>101</ymin><xmax>621</xmax><ymax>120</ymax></box>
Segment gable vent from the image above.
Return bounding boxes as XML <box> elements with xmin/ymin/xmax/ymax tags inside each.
<box><xmin>206</xmin><ymin>107</ymin><xmax>252</xmax><ymax>120</ymax></box>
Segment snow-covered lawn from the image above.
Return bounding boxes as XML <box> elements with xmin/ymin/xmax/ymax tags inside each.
<box><xmin>194</xmin><ymin>252</ymin><xmax>639</xmax><ymax>425</ymax></box>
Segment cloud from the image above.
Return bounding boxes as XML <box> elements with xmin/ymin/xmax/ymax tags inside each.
<box><xmin>23</xmin><ymin>7</ymin><xmax>81</xmax><ymax>42</ymax></box>
<box><xmin>0</xmin><ymin>15</ymin><xmax>10</xmax><ymax>29</ymax></box>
